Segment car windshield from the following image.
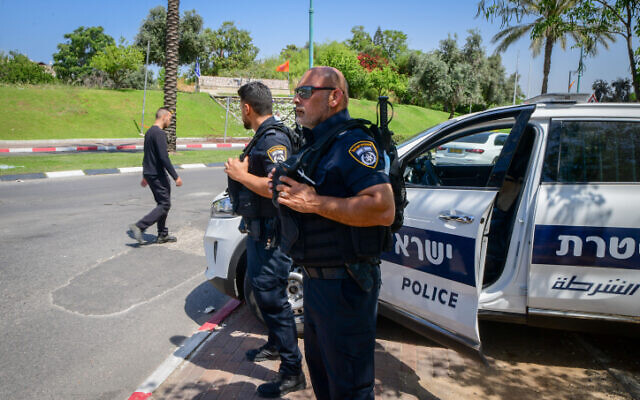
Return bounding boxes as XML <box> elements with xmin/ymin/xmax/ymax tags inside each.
<box><xmin>453</xmin><ymin>132</ymin><xmax>492</xmax><ymax>144</ymax></box>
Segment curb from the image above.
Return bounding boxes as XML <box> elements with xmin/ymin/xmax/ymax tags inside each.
<box><xmin>127</xmin><ymin>299</ymin><xmax>242</xmax><ymax>400</ymax></box>
<box><xmin>0</xmin><ymin>163</ymin><xmax>225</xmax><ymax>182</ymax></box>
<box><xmin>0</xmin><ymin>142</ymin><xmax>246</xmax><ymax>154</ymax></box>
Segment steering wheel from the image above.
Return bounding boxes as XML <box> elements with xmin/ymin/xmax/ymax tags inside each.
<box><xmin>408</xmin><ymin>154</ymin><xmax>441</xmax><ymax>186</ymax></box>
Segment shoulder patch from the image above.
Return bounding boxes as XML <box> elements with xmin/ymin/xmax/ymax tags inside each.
<box><xmin>267</xmin><ymin>145</ymin><xmax>287</xmax><ymax>163</ymax></box>
<box><xmin>348</xmin><ymin>140</ymin><xmax>378</xmax><ymax>168</ymax></box>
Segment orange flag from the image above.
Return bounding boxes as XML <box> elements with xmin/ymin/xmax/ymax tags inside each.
<box><xmin>276</xmin><ymin>60</ymin><xmax>290</xmax><ymax>72</ymax></box>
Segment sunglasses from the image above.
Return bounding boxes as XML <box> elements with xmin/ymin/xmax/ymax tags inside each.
<box><xmin>294</xmin><ymin>86</ymin><xmax>336</xmax><ymax>99</ymax></box>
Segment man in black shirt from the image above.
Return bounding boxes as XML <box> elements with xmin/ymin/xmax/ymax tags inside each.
<box><xmin>129</xmin><ymin>108</ymin><xmax>183</xmax><ymax>244</ymax></box>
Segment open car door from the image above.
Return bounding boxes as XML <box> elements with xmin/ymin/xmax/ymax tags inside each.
<box><xmin>379</xmin><ymin>105</ymin><xmax>535</xmax><ymax>363</ymax></box>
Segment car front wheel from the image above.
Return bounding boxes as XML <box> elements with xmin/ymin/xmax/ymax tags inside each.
<box><xmin>243</xmin><ymin>266</ymin><xmax>305</xmax><ymax>336</ymax></box>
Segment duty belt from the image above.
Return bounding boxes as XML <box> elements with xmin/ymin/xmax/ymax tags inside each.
<box><xmin>302</xmin><ymin>266</ymin><xmax>348</xmax><ymax>279</ymax></box>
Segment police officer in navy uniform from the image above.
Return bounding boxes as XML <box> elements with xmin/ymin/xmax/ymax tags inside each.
<box><xmin>224</xmin><ymin>81</ymin><xmax>305</xmax><ymax>398</ymax></box>
<box><xmin>273</xmin><ymin>67</ymin><xmax>395</xmax><ymax>400</ymax></box>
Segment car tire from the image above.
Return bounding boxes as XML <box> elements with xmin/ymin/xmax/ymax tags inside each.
<box><xmin>243</xmin><ymin>266</ymin><xmax>305</xmax><ymax>336</ymax></box>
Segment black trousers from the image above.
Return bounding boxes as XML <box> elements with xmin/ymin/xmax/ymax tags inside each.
<box><xmin>136</xmin><ymin>174</ymin><xmax>171</xmax><ymax>236</ymax></box>
<box><xmin>304</xmin><ymin>264</ymin><xmax>380</xmax><ymax>400</ymax></box>
<box><xmin>246</xmin><ymin>236</ymin><xmax>302</xmax><ymax>377</ymax></box>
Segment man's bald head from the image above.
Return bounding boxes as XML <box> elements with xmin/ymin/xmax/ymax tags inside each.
<box><xmin>294</xmin><ymin>66</ymin><xmax>350</xmax><ymax>129</ymax></box>
<box><xmin>304</xmin><ymin>66</ymin><xmax>349</xmax><ymax>109</ymax></box>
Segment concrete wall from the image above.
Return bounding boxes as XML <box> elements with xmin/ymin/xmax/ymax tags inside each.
<box><xmin>198</xmin><ymin>76</ymin><xmax>290</xmax><ymax>96</ymax></box>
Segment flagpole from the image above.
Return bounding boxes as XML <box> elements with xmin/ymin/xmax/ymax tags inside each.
<box><xmin>140</xmin><ymin>40</ymin><xmax>150</xmax><ymax>136</ymax></box>
<box><xmin>309</xmin><ymin>0</ymin><xmax>314</xmax><ymax>69</ymax></box>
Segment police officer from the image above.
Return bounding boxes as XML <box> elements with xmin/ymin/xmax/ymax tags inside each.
<box><xmin>129</xmin><ymin>107</ymin><xmax>183</xmax><ymax>244</ymax></box>
<box><xmin>273</xmin><ymin>67</ymin><xmax>395</xmax><ymax>400</ymax></box>
<box><xmin>224</xmin><ymin>81</ymin><xmax>305</xmax><ymax>398</ymax></box>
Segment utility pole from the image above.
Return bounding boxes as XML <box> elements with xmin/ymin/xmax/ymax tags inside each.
<box><xmin>526</xmin><ymin>58</ymin><xmax>532</xmax><ymax>98</ymax></box>
<box><xmin>513</xmin><ymin>51</ymin><xmax>519</xmax><ymax>105</ymax></box>
<box><xmin>309</xmin><ymin>0</ymin><xmax>314</xmax><ymax>69</ymax></box>
<box><xmin>140</xmin><ymin>40</ymin><xmax>150</xmax><ymax>136</ymax></box>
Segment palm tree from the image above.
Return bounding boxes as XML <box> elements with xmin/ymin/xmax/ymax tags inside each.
<box><xmin>164</xmin><ymin>0</ymin><xmax>179</xmax><ymax>152</ymax></box>
<box><xmin>478</xmin><ymin>0</ymin><xmax>613</xmax><ymax>94</ymax></box>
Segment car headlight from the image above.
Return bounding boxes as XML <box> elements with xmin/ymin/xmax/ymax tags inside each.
<box><xmin>210</xmin><ymin>196</ymin><xmax>235</xmax><ymax>218</ymax></box>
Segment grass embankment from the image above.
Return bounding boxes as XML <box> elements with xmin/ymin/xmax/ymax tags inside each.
<box><xmin>348</xmin><ymin>98</ymin><xmax>449</xmax><ymax>142</ymax></box>
<box><xmin>1</xmin><ymin>85</ymin><xmax>450</xmax><ymax>142</ymax></box>
<box><xmin>0</xmin><ymin>85</ymin><xmax>250</xmax><ymax>140</ymax></box>
<box><xmin>0</xmin><ymin>150</ymin><xmax>239</xmax><ymax>175</ymax></box>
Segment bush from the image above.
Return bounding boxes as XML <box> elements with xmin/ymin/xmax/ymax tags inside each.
<box><xmin>122</xmin><ymin>66</ymin><xmax>155</xmax><ymax>90</ymax></box>
<box><xmin>0</xmin><ymin>51</ymin><xmax>56</xmax><ymax>84</ymax></box>
<box><xmin>317</xmin><ymin>42</ymin><xmax>369</xmax><ymax>98</ymax></box>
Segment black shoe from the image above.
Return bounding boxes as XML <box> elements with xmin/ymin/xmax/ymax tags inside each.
<box><xmin>257</xmin><ymin>372</ymin><xmax>306</xmax><ymax>398</ymax></box>
<box><xmin>246</xmin><ymin>345</ymin><xmax>279</xmax><ymax>362</ymax></box>
<box><xmin>129</xmin><ymin>224</ymin><xmax>143</xmax><ymax>244</ymax></box>
<box><xmin>156</xmin><ymin>234</ymin><xmax>177</xmax><ymax>244</ymax></box>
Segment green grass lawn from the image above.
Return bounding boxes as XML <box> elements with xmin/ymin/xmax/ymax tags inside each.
<box><xmin>0</xmin><ymin>149</ymin><xmax>240</xmax><ymax>175</ymax></box>
<box><xmin>348</xmin><ymin>98</ymin><xmax>450</xmax><ymax>142</ymax></box>
<box><xmin>0</xmin><ymin>85</ymin><xmax>250</xmax><ymax>140</ymax></box>
<box><xmin>1</xmin><ymin>85</ymin><xmax>450</xmax><ymax>142</ymax></box>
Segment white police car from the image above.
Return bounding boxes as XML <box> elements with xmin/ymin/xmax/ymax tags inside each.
<box><xmin>204</xmin><ymin>98</ymin><xmax>640</xmax><ymax>358</ymax></box>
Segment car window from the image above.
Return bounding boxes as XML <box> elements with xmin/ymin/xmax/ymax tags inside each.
<box><xmin>542</xmin><ymin>120</ymin><xmax>640</xmax><ymax>183</ymax></box>
<box><xmin>494</xmin><ymin>134</ymin><xmax>508</xmax><ymax>146</ymax></box>
<box><xmin>453</xmin><ymin>132</ymin><xmax>491</xmax><ymax>144</ymax></box>
<box><xmin>405</xmin><ymin>133</ymin><xmax>498</xmax><ymax>188</ymax></box>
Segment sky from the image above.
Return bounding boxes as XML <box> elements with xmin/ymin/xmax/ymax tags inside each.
<box><xmin>0</xmin><ymin>0</ymin><xmax>637</xmax><ymax>97</ymax></box>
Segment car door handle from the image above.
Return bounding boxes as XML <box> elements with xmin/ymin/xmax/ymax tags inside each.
<box><xmin>438</xmin><ymin>213</ymin><xmax>474</xmax><ymax>224</ymax></box>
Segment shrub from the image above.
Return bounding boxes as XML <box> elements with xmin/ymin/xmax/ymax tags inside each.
<box><xmin>0</xmin><ymin>51</ymin><xmax>56</xmax><ymax>84</ymax></box>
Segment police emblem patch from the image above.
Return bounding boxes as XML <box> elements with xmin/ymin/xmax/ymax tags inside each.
<box><xmin>267</xmin><ymin>145</ymin><xmax>287</xmax><ymax>163</ymax></box>
<box><xmin>348</xmin><ymin>140</ymin><xmax>378</xmax><ymax>168</ymax></box>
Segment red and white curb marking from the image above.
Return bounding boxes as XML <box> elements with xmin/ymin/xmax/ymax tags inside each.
<box><xmin>0</xmin><ymin>143</ymin><xmax>246</xmax><ymax>153</ymax></box>
<box><xmin>127</xmin><ymin>299</ymin><xmax>241</xmax><ymax>400</ymax></box>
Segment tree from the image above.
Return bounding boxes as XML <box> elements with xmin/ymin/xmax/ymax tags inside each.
<box><xmin>381</xmin><ymin>29</ymin><xmax>408</xmax><ymax>61</ymax></box>
<box><xmin>0</xmin><ymin>51</ymin><xmax>55</xmax><ymax>84</ymax></box>
<box><xmin>134</xmin><ymin>6</ymin><xmax>205</xmax><ymax>66</ymax></box>
<box><xmin>373</xmin><ymin>27</ymin><xmax>384</xmax><ymax>47</ymax></box>
<box><xmin>318</xmin><ymin>42</ymin><xmax>369</xmax><ymax>98</ymax></box>
<box><xmin>164</xmin><ymin>0</ymin><xmax>179</xmax><ymax>152</ymax></box>
<box><xmin>280</xmin><ymin>44</ymin><xmax>300</xmax><ymax>58</ymax></box>
<box><xmin>610</xmin><ymin>77</ymin><xmax>632</xmax><ymax>101</ymax></box>
<box><xmin>409</xmin><ymin>35</ymin><xmax>483</xmax><ymax>118</ymax></box>
<box><xmin>90</xmin><ymin>40</ymin><xmax>143</xmax><ymax>88</ymax></box>
<box><xmin>346</xmin><ymin>26</ymin><xmax>373</xmax><ymax>52</ymax></box>
<box><xmin>478</xmin><ymin>0</ymin><xmax>613</xmax><ymax>94</ymax></box>
<box><xmin>200</xmin><ymin>21</ymin><xmax>258</xmax><ymax>75</ymax></box>
<box><xmin>368</xmin><ymin>65</ymin><xmax>407</xmax><ymax>97</ymax></box>
<box><xmin>592</xmin><ymin>78</ymin><xmax>611</xmax><ymax>100</ymax></box>
<box><xmin>573</xmin><ymin>0</ymin><xmax>640</xmax><ymax>101</ymax></box>
<box><xmin>53</xmin><ymin>26</ymin><xmax>115</xmax><ymax>82</ymax></box>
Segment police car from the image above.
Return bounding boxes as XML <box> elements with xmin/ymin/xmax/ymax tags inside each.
<box><xmin>204</xmin><ymin>97</ymin><xmax>640</xmax><ymax>358</ymax></box>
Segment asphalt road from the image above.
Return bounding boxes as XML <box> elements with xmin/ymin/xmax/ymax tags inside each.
<box><xmin>0</xmin><ymin>168</ymin><xmax>230</xmax><ymax>400</ymax></box>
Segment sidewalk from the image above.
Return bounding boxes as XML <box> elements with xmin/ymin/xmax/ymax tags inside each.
<box><xmin>151</xmin><ymin>304</ymin><xmax>634</xmax><ymax>400</ymax></box>
<box><xmin>152</xmin><ymin>304</ymin><xmax>453</xmax><ymax>400</ymax></box>
<box><xmin>0</xmin><ymin>137</ymin><xmax>249</xmax><ymax>153</ymax></box>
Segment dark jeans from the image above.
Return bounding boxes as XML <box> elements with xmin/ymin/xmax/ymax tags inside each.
<box><xmin>246</xmin><ymin>236</ymin><xmax>302</xmax><ymax>376</ymax></box>
<box><xmin>304</xmin><ymin>264</ymin><xmax>380</xmax><ymax>400</ymax></box>
<box><xmin>136</xmin><ymin>174</ymin><xmax>171</xmax><ymax>236</ymax></box>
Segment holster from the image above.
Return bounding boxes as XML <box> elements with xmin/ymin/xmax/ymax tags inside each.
<box><xmin>345</xmin><ymin>259</ymin><xmax>381</xmax><ymax>293</ymax></box>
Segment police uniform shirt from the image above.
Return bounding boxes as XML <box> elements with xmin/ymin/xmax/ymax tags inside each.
<box><xmin>303</xmin><ymin>109</ymin><xmax>390</xmax><ymax>198</ymax></box>
<box><xmin>248</xmin><ymin>117</ymin><xmax>292</xmax><ymax>178</ymax></box>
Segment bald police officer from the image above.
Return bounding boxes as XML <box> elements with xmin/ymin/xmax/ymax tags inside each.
<box><xmin>224</xmin><ymin>81</ymin><xmax>305</xmax><ymax>398</ymax></box>
<box><xmin>274</xmin><ymin>67</ymin><xmax>395</xmax><ymax>400</ymax></box>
